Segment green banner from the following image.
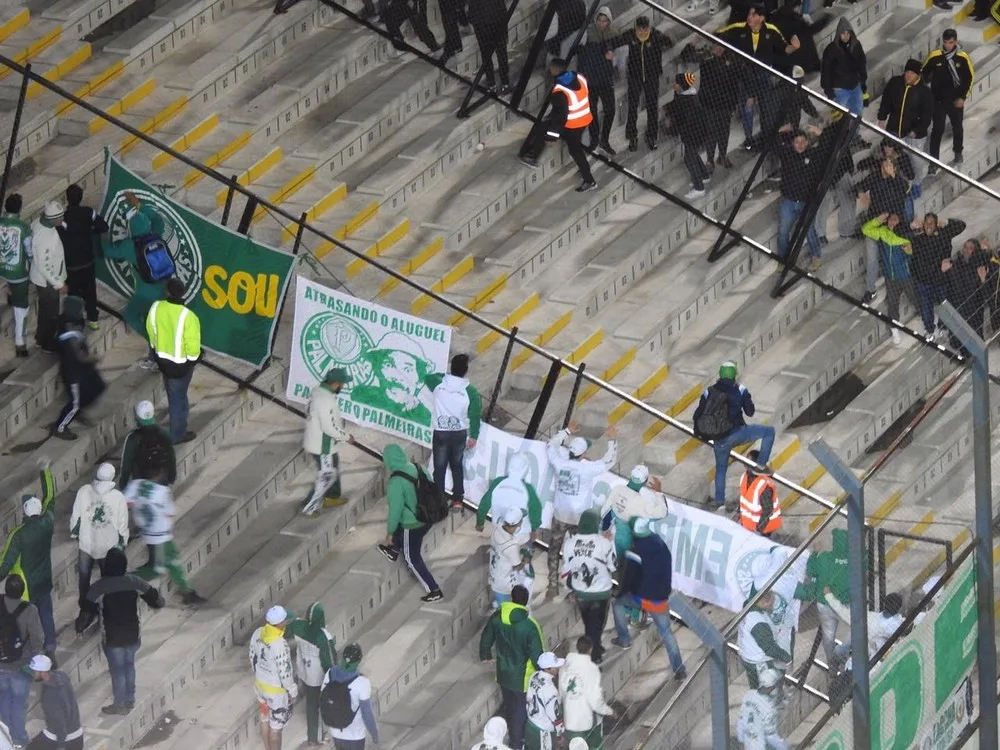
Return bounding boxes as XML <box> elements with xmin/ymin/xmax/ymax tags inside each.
<box><xmin>97</xmin><ymin>151</ymin><xmax>295</xmax><ymax>367</ymax></box>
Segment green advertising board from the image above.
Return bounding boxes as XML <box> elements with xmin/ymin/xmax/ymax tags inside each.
<box><xmin>97</xmin><ymin>151</ymin><xmax>295</xmax><ymax>367</ymax></box>
<box><xmin>813</xmin><ymin>554</ymin><xmax>976</xmax><ymax>750</ymax></box>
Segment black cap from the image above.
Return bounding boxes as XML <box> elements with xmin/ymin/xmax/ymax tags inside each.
<box><xmin>904</xmin><ymin>58</ymin><xmax>922</xmax><ymax>75</ymax></box>
<box><xmin>943</xmin><ymin>28</ymin><xmax>957</xmax><ymax>40</ymax></box>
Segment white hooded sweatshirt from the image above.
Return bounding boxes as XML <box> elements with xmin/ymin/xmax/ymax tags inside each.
<box><xmin>70</xmin><ymin>467</ymin><xmax>128</xmax><ymax>559</ymax></box>
<box><xmin>546</xmin><ymin>429</ymin><xmax>617</xmax><ymax>525</ymax></box>
<box><xmin>431</xmin><ymin>373</ymin><xmax>477</xmax><ymax>433</ymax></box>
<box><xmin>490</xmin><ymin>525</ymin><xmax>531</xmax><ymax>594</ymax></box>
<box><xmin>28</xmin><ymin>218</ymin><xmax>65</xmax><ymax>289</ymax></box>
<box><xmin>303</xmin><ymin>384</ymin><xmax>349</xmax><ymax>456</ymax></box>
<box><xmin>470</xmin><ymin>716</ymin><xmax>515</xmax><ymax>750</ymax></box>
<box><xmin>559</xmin><ymin>652</ymin><xmax>613</xmax><ymax>732</ymax></box>
<box><xmin>486</xmin><ymin>454</ymin><xmax>536</xmax><ymax>536</ymax></box>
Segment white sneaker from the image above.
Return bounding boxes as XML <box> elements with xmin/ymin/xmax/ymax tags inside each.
<box><xmin>685</xmin><ymin>187</ymin><xmax>706</xmax><ymax>199</ymax></box>
<box><xmin>891</xmin><ymin>328</ymin><xmax>901</xmax><ymax>346</ymax></box>
<box><xmin>802</xmin><ymin>12</ymin><xmax>813</xmax><ymax>22</ymax></box>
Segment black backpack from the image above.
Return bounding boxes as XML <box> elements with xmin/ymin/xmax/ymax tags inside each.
<box><xmin>694</xmin><ymin>384</ymin><xmax>734</xmax><ymax>440</ymax></box>
<box><xmin>320</xmin><ymin>673</ymin><xmax>358</xmax><ymax>729</ymax></box>
<box><xmin>136</xmin><ymin>427</ymin><xmax>172</xmax><ymax>480</ymax></box>
<box><xmin>0</xmin><ymin>601</ymin><xmax>27</xmax><ymax>664</ymax></box>
<box><xmin>392</xmin><ymin>464</ymin><xmax>449</xmax><ymax>525</ymax></box>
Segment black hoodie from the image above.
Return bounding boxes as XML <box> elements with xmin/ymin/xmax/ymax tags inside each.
<box><xmin>821</xmin><ymin>17</ymin><xmax>868</xmax><ymax>94</ymax></box>
<box><xmin>83</xmin><ymin>548</ymin><xmax>165</xmax><ymax>646</ymax></box>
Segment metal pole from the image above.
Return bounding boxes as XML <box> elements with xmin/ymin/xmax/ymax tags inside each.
<box><xmin>220</xmin><ymin>176</ymin><xmax>237</xmax><ymax>227</ymax></box>
<box><xmin>485</xmin><ymin>327</ymin><xmax>519</xmax><ymax>423</ymax></box>
<box><xmin>0</xmin><ymin>64</ymin><xmax>30</xmax><ymax>210</ymax></box>
<box><xmin>809</xmin><ymin>439</ymin><xmax>870</xmax><ymax>749</ymax></box>
<box><xmin>236</xmin><ymin>196</ymin><xmax>258</xmax><ymax>235</ymax></box>
<box><xmin>877</xmin><ymin>528</ymin><xmax>887</xmax><ymax>610</ymax></box>
<box><xmin>937</xmin><ymin>301</ymin><xmax>998</xmax><ymax>750</ymax></box>
<box><xmin>563</xmin><ymin>361</ymin><xmax>586</xmax><ymax>429</ymax></box>
<box><xmin>525</xmin><ymin>359</ymin><xmax>562</xmax><ymax>439</ymax></box>
<box><xmin>291</xmin><ymin>212</ymin><xmax>308</xmax><ymax>255</ymax></box>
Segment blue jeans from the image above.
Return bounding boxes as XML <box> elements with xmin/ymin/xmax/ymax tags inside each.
<box><xmin>104</xmin><ymin>643</ymin><xmax>139</xmax><ymax>706</ymax></box>
<box><xmin>432</xmin><ymin>429</ymin><xmax>466</xmax><ymax>501</ymax></box>
<box><xmin>0</xmin><ymin>669</ymin><xmax>31</xmax><ymax>743</ymax></box>
<box><xmin>777</xmin><ymin>199</ymin><xmax>821</xmax><ymax>259</ymax></box>
<box><xmin>915</xmin><ymin>280</ymin><xmax>948</xmax><ymax>333</ymax></box>
<box><xmin>612</xmin><ymin>594</ymin><xmax>685</xmax><ymax>675</ymax></box>
<box><xmin>32</xmin><ymin>591</ymin><xmax>56</xmax><ymax>653</ymax></box>
<box><xmin>833</xmin><ymin>85</ymin><xmax>863</xmax><ymax>117</ymax></box>
<box><xmin>712</xmin><ymin>424</ymin><xmax>776</xmax><ymax>505</ymax></box>
<box><xmin>492</xmin><ymin>590</ymin><xmax>512</xmax><ymax>608</ymax></box>
<box><xmin>163</xmin><ymin>369</ymin><xmax>194</xmax><ymax>442</ymax></box>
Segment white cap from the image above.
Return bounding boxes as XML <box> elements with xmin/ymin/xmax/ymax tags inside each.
<box><xmin>42</xmin><ymin>201</ymin><xmax>64</xmax><ymax>221</ymax></box>
<box><xmin>134</xmin><ymin>400</ymin><xmax>155</xmax><ymax>424</ymax></box>
<box><xmin>22</xmin><ymin>497</ymin><xmax>42</xmax><ymax>517</ymax></box>
<box><xmin>758</xmin><ymin>668</ymin><xmax>781</xmax><ymax>689</ymax></box>
<box><xmin>568</xmin><ymin>436</ymin><xmax>589</xmax><ymax>457</ymax></box>
<box><xmin>536</xmin><ymin>652</ymin><xmax>565</xmax><ymax>669</ymax></box>
<box><xmin>265</xmin><ymin>605</ymin><xmax>289</xmax><ymax>625</ymax></box>
<box><xmin>630</xmin><ymin>465</ymin><xmax>649</xmax><ymax>485</ymax></box>
<box><xmin>569</xmin><ymin>739</ymin><xmax>590</xmax><ymax>750</ymax></box>
<box><xmin>29</xmin><ymin>654</ymin><xmax>52</xmax><ymax>672</ymax></box>
<box><xmin>503</xmin><ymin>507</ymin><xmax>524</xmax><ymax>526</ymax></box>
<box><xmin>96</xmin><ymin>462</ymin><xmax>116</xmax><ymax>482</ymax></box>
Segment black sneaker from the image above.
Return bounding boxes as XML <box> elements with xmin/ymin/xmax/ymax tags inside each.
<box><xmin>952</xmin><ymin>153</ymin><xmax>963</xmax><ymax>165</ymax></box>
<box><xmin>718</xmin><ymin>156</ymin><xmax>734</xmax><ymax>168</ymax></box>
<box><xmin>173</xmin><ymin>431</ymin><xmax>196</xmax><ymax>445</ymax></box>
<box><xmin>421</xmin><ymin>589</ymin><xmax>444</xmax><ymax>602</ymax></box>
<box><xmin>599</xmin><ymin>141</ymin><xmax>616</xmax><ymax>156</ymax></box>
<box><xmin>181</xmin><ymin>591</ymin><xmax>207</xmax><ymax>605</ymax></box>
<box><xmin>14</xmin><ymin>346</ymin><xmax>27</xmax><ymax>358</ymax></box>
<box><xmin>102</xmin><ymin>704</ymin><xmax>129</xmax><ymax>715</ymax></box>
<box><xmin>378</xmin><ymin>544</ymin><xmax>399</xmax><ymax>562</ymax></box>
<box><xmin>74</xmin><ymin>611</ymin><xmax>96</xmax><ymax>634</ymax></box>
<box><xmin>517</xmin><ymin>155</ymin><xmax>539</xmax><ymax>169</ymax></box>
<box><xmin>646</xmin><ymin>139</ymin><xmax>659</xmax><ymax>151</ymax></box>
<box><xmin>52</xmin><ymin>428</ymin><xmax>77</xmax><ymax>441</ymax></box>
<box><xmin>862</xmin><ymin>290</ymin><xmax>876</xmax><ymax>304</ymax></box>
<box><xmin>674</xmin><ymin>668</ymin><xmax>688</xmax><ymax>681</ymax></box>
<box><xmin>575</xmin><ymin>180</ymin><xmax>597</xmax><ymax>192</ymax></box>
<box><xmin>628</xmin><ymin>139</ymin><xmax>638</xmax><ymax>152</ymax></box>
<box><xmin>611</xmin><ymin>637</ymin><xmax>632</xmax><ymax>650</ymax></box>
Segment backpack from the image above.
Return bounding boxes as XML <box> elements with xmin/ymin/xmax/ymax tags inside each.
<box><xmin>694</xmin><ymin>384</ymin><xmax>735</xmax><ymax>440</ymax></box>
<box><xmin>0</xmin><ymin>601</ymin><xmax>28</xmax><ymax>663</ymax></box>
<box><xmin>320</xmin><ymin>672</ymin><xmax>358</xmax><ymax>729</ymax></box>
<box><xmin>136</xmin><ymin>428</ymin><xmax>173</xmax><ymax>480</ymax></box>
<box><xmin>133</xmin><ymin>234</ymin><xmax>175</xmax><ymax>283</ymax></box>
<box><xmin>391</xmin><ymin>464</ymin><xmax>449</xmax><ymax>525</ymax></box>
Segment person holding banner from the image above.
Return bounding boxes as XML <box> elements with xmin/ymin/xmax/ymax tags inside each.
<box><xmin>600</xmin><ymin>465</ymin><xmax>667</xmax><ymax>559</ymax></box>
<box><xmin>302</xmin><ymin>368</ymin><xmax>354</xmax><ymax>517</ymax></box>
<box><xmin>425</xmin><ymin>354</ymin><xmax>482</xmax><ymax>511</ymax></box>
<box><xmin>546</xmin><ymin>423</ymin><xmax>618</xmax><ymax>600</ymax></box>
<box><xmin>476</xmin><ymin>453</ymin><xmax>543</xmax><ymax>540</ymax></box>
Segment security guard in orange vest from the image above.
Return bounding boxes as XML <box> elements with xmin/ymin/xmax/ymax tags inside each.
<box><xmin>518</xmin><ymin>58</ymin><xmax>597</xmax><ymax>192</ymax></box>
<box><xmin>739</xmin><ymin>449</ymin><xmax>782</xmax><ymax>536</ymax></box>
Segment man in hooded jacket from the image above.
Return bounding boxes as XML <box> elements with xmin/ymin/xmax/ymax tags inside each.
<box><xmin>489</xmin><ymin>507</ymin><xmax>534</xmax><ymax>608</ymax></box>
<box><xmin>302</xmin><ymin>368</ymin><xmax>353</xmax><ymax>516</ymax></box>
<box><xmin>794</xmin><ymin>528</ymin><xmax>850</xmax><ymax>668</ymax></box>
<box><xmin>576</xmin><ymin>7</ymin><xmax>618</xmax><ymax>154</ymax></box>
<box><xmin>545</xmin><ymin>423</ymin><xmax>617</xmax><ymax>598</ymax></box>
<box><xmin>476</xmin><ymin>452</ymin><xmax>543</xmax><ymax>539</ymax></box>
<box><xmin>820</xmin><ymin>18</ymin><xmax>868</xmax><ymax>119</ymax></box>
<box><xmin>468</xmin><ymin>0</ymin><xmax>510</xmax><ymax>93</ymax></box>
<box><xmin>0</xmin><ymin>462</ymin><xmax>57</xmax><ymax>658</ymax></box>
<box><xmin>70</xmin><ymin>462</ymin><xmax>128</xmax><ymax>632</ymax></box>
<box><xmin>321</xmin><ymin>642</ymin><xmax>380</xmax><ymax>749</ymax></box>
<box><xmin>29</xmin><ymin>202</ymin><xmax>67</xmax><ymax>353</ymax></box>
<box><xmin>286</xmin><ymin>602</ymin><xmax>337</xmax><ymax>748</ymax></box>
<box><xmin>480</xmin><ymin>585</ymin><xmax>545</xmax><ymax>750</ymax></box>
<box><xmin>470</xmin><ymin>717</ymin><xmax>515</xmax><ymax>750</ymax></box>
<box><xmin>81</xmin><ymin>548</ymin><xmax>165</xmax><ymax>714</ymax></box>
<box><xmin>377</xmin><ymin>444</ymin><xmax>443</xmax><ymax>602</ymax></box>
<box><xmin>561</xmin><ymin>636</ymin><xmax>614</xmax><ymax>748</ymax></box>
<box><xmin>562</xmin><ymin>510</ymin><xmax>616</xmax><ymax>663</ymax></box>
<box><xmin>426</xmin><ymin>353</ymin><xmax>482</xmax><ymax>510</ymax></box>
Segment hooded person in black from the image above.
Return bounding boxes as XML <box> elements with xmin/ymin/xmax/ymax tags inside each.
<box><xmin>946</xmin><ymin>238</ymin><xmax>988</xmax><ymax>353</ymax></box>
<box><xmin>576</xmin><ymin>6</ymin><xmax>617</xmax><ymax>154</ymax></box>
<box><xmin>821</xmin><ymin>17</ymin><xmax>868</xmax><ymax>118</ymax></box>
<box><xmin>609</xmin><ymin>16</ymin><xmax>673</xmax><ymax>152</ymax></box>
<box><xmin>671</xmin><ymin>73</ymin><xmax>711</xmax><ymax>198</ymax></box>
<box><xmin>900</xmin><ymin>213</ymin><xmax>967</xmax><ymax>338</ymax></box>
<box><xmin>81</xmin><ymin>548</ymin><xmax>164</xmax><ymax>715</ymax></box>
<box><xmin>699</xmin><ymin>42</ymin><xmax>740</xmax><ymax>169</ymax></box>
<box><xmin>58</xmin><ymin>184</ymin><xmax>108</xmax><ymax>330</ymax></box>
<box><xmin>51</xmin><ymin>296</ymin><xmax>106</xmax><ymax>440</ymax></box>
<box><xmin>468</xmin><ymin>0</ymin><xmax>510</xmax><ymax>93</ymax></box>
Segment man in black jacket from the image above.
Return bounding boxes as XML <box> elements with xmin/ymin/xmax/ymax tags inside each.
<box><xmin>946</xmin><ymin>238</ymin><xmax>988</xmax><ymax>353</ymax></box>
<box><xmin>923</xmin><ymin>29</ymin><xmax>975</xmax><ymax>170</ymax></box>
<box><xmin>379</xmin><ymin>0</ymin><xmax>439</xmax><ymax>55</ymax></box>
<box><xmin>672</xmin><ymin>73</ymin><xmax>711</xmax><ymax>199</ymax></box>
<box><xmin>59</xmin><ymin>184</ymin><xmax>108</xmax><ymax>331</ymax></box>
<box><xmin>576</xmin><ymin>6</ymin><xmax>617</xmax><ymax>154</ymax></box>
<box><xmin>775</xmin><ymin>130</ymin><xmax>823</xmax><ymax>267</ymax></box>
<box><xmin>610</xmin><ymin>17</ymin><xmax>673</xmax><ymax>152</ymax></box>
<box><xmin>80</xmin><ymin>548</ymin><xmax>165</xmax><ymax>715</ymax></box>
<box><xmin>468</xmin><ymin>0</ymin><xmax>509</xmax><ymax>93</ymax></box>
<box><xmin>878</xmin><ymin>59</ymin><xmax>934</xmax><ymax>186</ymax></box>
<box><xmin>518</xmin><ymin>59</ymin><xmax>597</xmax><ymax>192</ymax></box>
<box><xmin>821</xmin><ymin>17</ymin><xmax>867</xmax><ymax>119</ymax></box>
<box><xmin>903</xmin><ymin>213</ymin><xmax>967</xmax><ymax>339</ymax></box>
<box><xmin>700</xmin><ymin>42</ymin><xmax>740</xmax><ymax>169</ymax></box>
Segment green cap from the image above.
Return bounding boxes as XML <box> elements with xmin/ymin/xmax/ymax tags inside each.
<box><xmin>324</xmin><ymin>367</ymin><xmax>353</xmax><ymax>384</ymax></box>
<box><xmin>719</xmin><ymin>361</ymin><xmax>738</xmax><ymax>379</ymax></box>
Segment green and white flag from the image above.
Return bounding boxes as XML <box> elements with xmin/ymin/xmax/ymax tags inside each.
<box><xmin>287</xmin><ymin>276</ymin><xmax>452</xmax><ymax>447</ymax></box>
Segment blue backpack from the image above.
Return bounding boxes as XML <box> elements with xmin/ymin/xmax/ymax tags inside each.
<box><xmin>134</xmin><ymin>234</ymin><xmax>175</xmax><ymax>283</ymax></box>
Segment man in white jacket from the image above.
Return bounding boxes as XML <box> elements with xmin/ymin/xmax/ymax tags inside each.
<box><xmin>29</xmin><ymin>202</ymin><xmax>67</xmax><ymax>353</ymax></box>
<box><xmin>735</xmin><ymin>668</ymin><xmax>787</xmax><ymax>750</ymax></box>
<box><xmin>70</xmin><ymin>463</ymin><xmax>128</xmax><ymax>632</ymax></box>
<box><xmin>250</xmin><ymin>605</ymin><xmax>298</xmax><ymax>750</ymax></box>
<box><xmin>425</xmin><ymin>354</ymin><xmax>482</xmax><ymax>510</ymax></box>
<box><xmin>561</xmin><ymin>510</ymin><xmax>616</xmax><ymax>663</ymax></box>
<box><xmin>470</xmin><ymin>717</ymin><xmax>515</xmax><ymax>750</ymax></box>
<box><xmin>822</xmin><ymin>587</ymin><xmax>905</xmax><ymax>670</ymax></box>
<box><xmin>303</xmin><ymin>368</ymin><xmax>354</xmax><ymax>517</ymax></box>
<box><xmin>525</xmin><ymin>652</ymin><xmax>564</xmax><ymax>750</ymax></box>
<box><xmin>490</xmin><ymin>507</ymin><xmax>533</xmax><ymax>608</ymax></box>
<box><xmin>545</xmin><ymin>422</ymin><xmax>617</xmax><ymax>598</ymax></box>
<box><xmin>560</xmin><ymin>636</ymin><xmax>614</xmax><ymax>748</ymax></box>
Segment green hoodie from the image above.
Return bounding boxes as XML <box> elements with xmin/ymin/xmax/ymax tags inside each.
<box><xmin>383</xmin><ymin>444</ymin><xmax>423</xmax><ymax>533</ymax></box>
<box><xmin>0</xmin><ymin>468</ymin><xmax>56</xmax><ymax>598</ymax></box>
<box><xmin>795</xmin><ymin>528</ymin><xmax>851</xmax><ymax>605</ymax></box>
<box><xmin>479</xmin><ymin>601</ymin><xmax>544</xmax><ymax>692</ymax></box>
<box><xmin>101</xmin><ymin>203</ymin><xmax>167</xmax><ymax>333</ymax></box>
<box><xmin>286</xmin><ymin>601</ymin><xmax>337</xmax><ymax>687</ymax></box>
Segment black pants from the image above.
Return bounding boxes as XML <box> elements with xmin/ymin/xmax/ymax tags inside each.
<box><xmin>381</xmin><ymin>0</ymin><xmax>438</xmax><ymax>50</ymax></box>
<box><xmin>29</xmin><ymin>733</ymin><xmax>84</xmax><ymax>749</ymax></box>
<box><xmin>625</xmin><ymin>76</ymin><xmax>660</xmax><ymax>144</ymax></box>
<box><xmin>929</xmin><ymin>99</ymin><xmax>964</xmax><ymax>158</ymax></box>
<box><xmin>55</xmin><ymin>375</ymin><xmax>106</xmax><ymax>434</ymax></box>
<box><xmin>587</xmin><ymin>82</ymin><xmax>615</xmax><ymax>147</ymax></box>
<box><xmin>501</xmin><ymin>687</ymin><xmax>528</xmax><ymax>750</ymax></box>
<box><xmin>704</xmin><ymin>107</ymin><xmax>733</xmax><ymax>163</ymax></box>
<box><xmin>66</xmin><ymin>265</ymin><xmax>98</xmax><ymax>323</ymax></box>
<box><xmin>578</xmin><ymin>597</ymin><xmax>610</xmax><ymax>661</ymax></box>
<box><xmin>683</xmin><ymin>144</ymin><xmax>709</xmax><ymax>190</ymax></box>
<box><xmin>439</xmin><ymin>0</ymin><xmax>464</xmax><ymax>53</ymax></box>
<box><xmin>34</xmin><ymin>284</ymin><xmax>60</xmax><ymax>351</ymax></box>
<box><xmin>522</xmin><ymin>122</ymin><xmax>594</xmax><ymax>182</ymax></box>
<box><xmin>473</xmin><ymin>20</ymin><xmax>509</xmax><ymax>86</ymax></box>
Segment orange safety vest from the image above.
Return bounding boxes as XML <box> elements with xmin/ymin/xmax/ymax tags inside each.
<box><xmin>739</xmin><ymin>472</ymin><xmax>782</xmax><ymax>535</ymax></box>
<box><xmin>552</xmin><ymin>74</ymin><xmax>593</xmax><ymax>129</ymax></box>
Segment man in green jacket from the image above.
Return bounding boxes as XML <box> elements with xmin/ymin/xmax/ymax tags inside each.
<box><xmin>285</xmin><ymin>601</ymin><xmax>337</xmax><ymax>747</ymax></box>
<box><xmin>480</xmin><ymin>584</ymin><xmax>545</xmax><ymax>750</ymax></box>
<box><xmin>795</xmin><ymin>528</ymin><xmax>850</xmax><ymax>669</ymax></box>
<box><xmin>376</xmin><ymin>443</ymin><xmax>443</xmax><ymax>602</ymax></box>
<box><xmin>119</xmin><ymin>400</ymin><xmax>177</xmax><ymax>490</ymax></box>
<box><xmin>0</xmin><ymin>460</ymin><xmax>57</xmax><ymax>657</ymax></box>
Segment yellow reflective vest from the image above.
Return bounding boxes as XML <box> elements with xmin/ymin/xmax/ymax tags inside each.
<box><xmin>146</xmin><ymin>300</ymin><xmax>201</xmax><ymax>378</ymax></box>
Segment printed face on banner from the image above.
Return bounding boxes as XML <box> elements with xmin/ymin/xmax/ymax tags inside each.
<box><xmin>287</xmin><ymin>276</ymin><xmax>452</xmax><ymax>447</ymax></box>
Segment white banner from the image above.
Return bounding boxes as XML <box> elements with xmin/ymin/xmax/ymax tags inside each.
<box><xmin>286</xmin><ymin>277</ymin><xmax>452</xmax><ymax>447</ymax></box>
<box><xmin>451</xmin><ymin>424</ymin><xmax>808</xmax><ymax>614</ymax></box>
